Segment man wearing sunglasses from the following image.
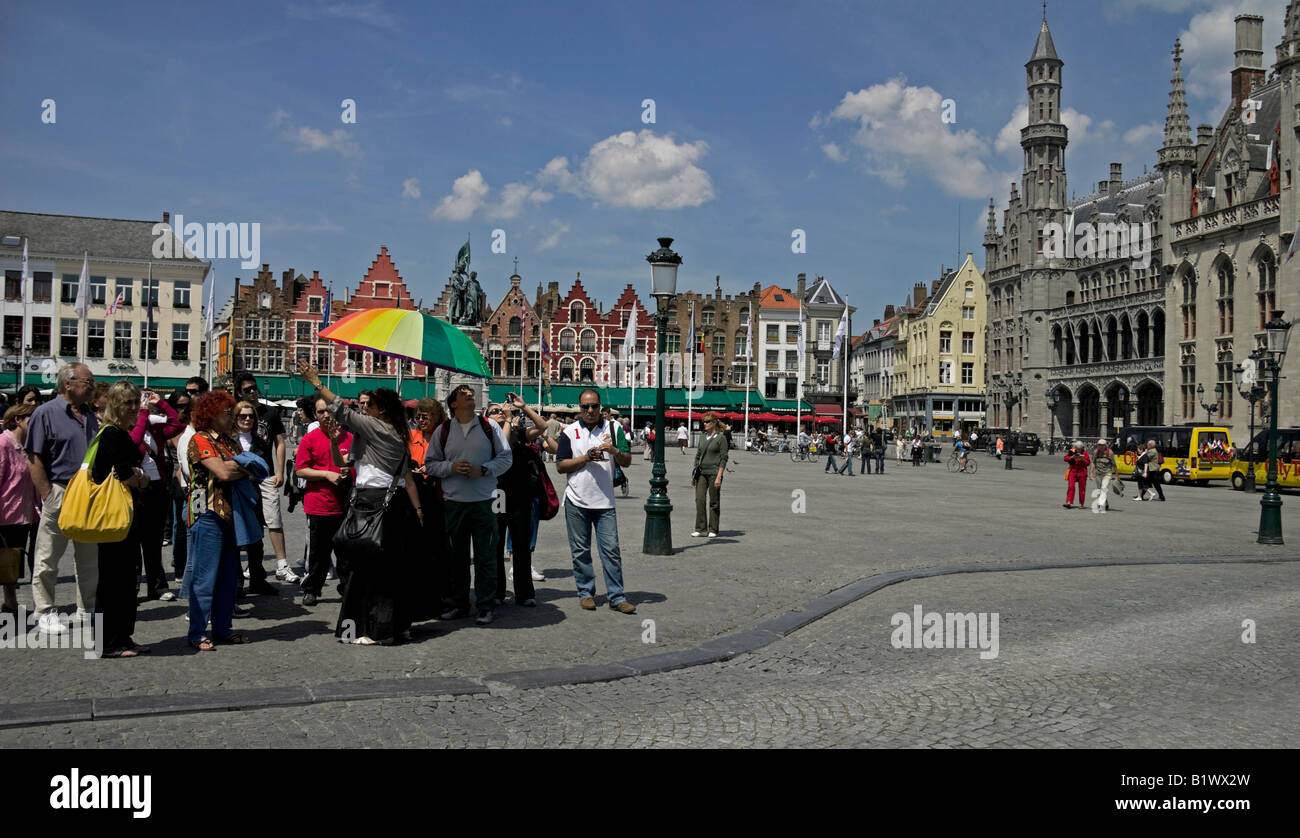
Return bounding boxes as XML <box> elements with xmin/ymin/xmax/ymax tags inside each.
<box><xmin>233</xmin><ymin>372</ymin><xmax>297</xmax><ymax>584</ymax></box>
<box><xmin>555</xmin><ymin>389</ymin><xmax>635</xmax><ymax>614</ymax></box>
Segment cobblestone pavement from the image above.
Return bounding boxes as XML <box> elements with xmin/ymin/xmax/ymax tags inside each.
<box><xmin>4</xmin><ymin>561</ymin><xmax>1294</xmax><ymax>747</ymax></box>
<box><xmin>3</xmin><ymin>448</ymin><xmax>1297</xmax><ymax>727</ymax></box>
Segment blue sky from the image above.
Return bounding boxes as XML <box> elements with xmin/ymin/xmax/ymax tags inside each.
<box><xmin>1</xmin><ymin>0</ymin><xmax>1288</xmax><ymax>327</ymax></box>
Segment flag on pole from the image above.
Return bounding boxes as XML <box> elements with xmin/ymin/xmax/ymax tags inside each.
<box><xmin>322</xmin><ymin>285</ymin><xmax>332</xmax><ymax>327</ymax></box>
<box><xmin>20</xmin><ymin>238</ymin><xmax>29</xmax><ymax>300</ymax></box>
<box><xmin>832</xmin><ymin>305</ymin><xmax>848</xmax><ymax>360</ymax></box>
<box><xmin>744</xmin><ymin>302</ymin><xmax>753</xmax><ymax>358</ymax></box>
<box><xmin>626</xmin><ymin>304</ymin><xmax>638</xmax><ymax>384</ymax></box>
<box><xmin>106</xmin><ymin>290</ymin><xmax>124</xmax><ymax>315</ymax></box>
<box><xmin>541</xmin><ymin>333</ymin><xmax>553</xmax><ymax>366</ymax></box>
<box><xmin>797</xmin><ymin>303</ymin><xmax>805</xmax><ymax>367</ymax></box>
<box><xmin>686</xmin><ymin>303</ymin><xmax>695</xmax><ymax>388</ymax></box>
<box><xmin>204</xmin><ymin>267</ymin><xmax>215</xmax><ymax>338</ymax></box>
<box><xmin>146</xmin><ymin>263</ymin><xmax>154</xmax><ymax>329</ymax></box>
<box><xmin>74</xmin><ymin>252</ymin><xmax>89</xmax><ymax>317</ymax></box>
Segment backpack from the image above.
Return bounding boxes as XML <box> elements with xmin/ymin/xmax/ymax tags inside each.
<box><xmin>436</xmin><ymin>416</ymin><xmax>499</xmax><ymax>459</ymax></box>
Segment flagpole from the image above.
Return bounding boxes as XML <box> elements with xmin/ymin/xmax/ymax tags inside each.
<box><xmin>796</xmin><ymin>302</ymin><xmax>803</xmax><ymax>437</ymax></box>
<box><xmin>19</xmin><ymin>238</ymin><xmax>28</xmax><ymax>388</ymax></box>
<box><xmin>686</xmin><ymin>301</ymin><xmax>694</xmax><ymax>448</ymax></box>
<box><xmin>744</xmin><ymin>302</ymin><xmax>752</xmax><ymax>441</ymax></box>
<box><xmin>628</xmin><ymin>304</ymin><xmax>637</xmax><ymax>436</ymax></box>
<box><xmin>143</xmin><ymin>261</ymin><xmax>151</xmax><ymax>388</ymax></box>
<box><xmin>842</xmin><ymin>304</ymin><xmax>849</xmax><ymax>434</ymax></box>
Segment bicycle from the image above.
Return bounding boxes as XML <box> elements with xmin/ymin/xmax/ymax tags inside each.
<box><xmin>946</xmin><ymin>453</ymin><xmax>978</xmax><ymax>474</ymax></box>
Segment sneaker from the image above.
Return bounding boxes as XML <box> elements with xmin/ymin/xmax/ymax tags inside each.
<box><xmin>530</xmin><ymin>567</ymin><xmax>545</xmax><ymax>581</ymax></box>
<box><xmin>440</xmin><ymin>607</ymin><xmax>470</xmax><ymax>620</ymax></box>
<box><xmin>302</xmin><ymin>592</ymin><xmax>318</xmax><ymax>606</ymax></box>
<box><xmin>609</xmin><ymin>600</ymin><xmax>637</xmax><ymax>615</ymax></box>
<box><xmin>275</xmin><ymin>564</ymin><xmax>301</xmax><ymax>583</ymax></box>
<box><xmin>579</xmin><ymin>597</ymin><xmax>597</xmax><ymax>611</ymax></box>
<box><xmin>1132</xmin><ymin>495</ymin><xmax>1143</xmax><ymax>502</ymax></box>
<box><xmin>475</xmin><ymin>609</ymin><xmax>494</xmax><ymax>626</ymax></box>
<box><xmin>37</xmin><ymin>612</ymin><xmax>67</xmax><ymax>634</ymax></box>
<box><xmin>159</xmin><ymin>591</ymin><xmax>177</xmax><ymax>602</ymax></box>
<box><xmin>707</xmin><ymin>532</ymin><xmax>718</xmax><ymax>538</ymax></box>
<box><xmin>691</xmin><ymin>531</ymin><xmax>704</xmax><ymax>537</ymax></box>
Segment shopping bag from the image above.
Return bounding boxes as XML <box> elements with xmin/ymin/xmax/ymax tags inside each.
<box><xmin>58</xmin><ymin>428</ymin><xmax>133</xmax><ymax>543</ymax></box>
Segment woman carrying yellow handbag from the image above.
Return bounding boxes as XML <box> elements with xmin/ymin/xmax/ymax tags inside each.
<box><xmin>60</xmin><ymin>381</ymin><xmax>150</xmax><ymax>657</ymax></box>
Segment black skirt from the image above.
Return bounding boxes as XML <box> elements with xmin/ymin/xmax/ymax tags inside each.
<box><xmin>334</xmin><ymin>488</ymin><xmax>419</xmax><ymax>641</ymax></box>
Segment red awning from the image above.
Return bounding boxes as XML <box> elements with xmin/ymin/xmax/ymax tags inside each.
<box><xmin>813</xmin><ymin>404</ymin><xmax>843</xmax><ymax>415</ymax></box>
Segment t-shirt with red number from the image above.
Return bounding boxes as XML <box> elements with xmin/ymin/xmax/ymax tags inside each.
<box><xmin>187</xmin><ymin>432</ymin><xmax>237</xmax><ymax>525</ymax></box>
<box><xmin>294</xmin><ymin>426</ymin><xmax>353</xmax><ymax>516</ymax></box>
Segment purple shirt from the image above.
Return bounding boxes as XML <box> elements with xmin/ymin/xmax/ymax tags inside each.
<box><xmin>0</xmin><ymin>430</ymin><xmax>36</xmax><ymax>526</ymax></box>
<box><xmin>24</xmin><ymin>395</ymin><xmax>99</xmax><ymax>483</ymax></box>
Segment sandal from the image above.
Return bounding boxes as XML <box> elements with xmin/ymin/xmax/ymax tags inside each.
<box><xmin>102</xmin><ymin>648</ymin><xmax>139</xmax><ymax>658</ymax></box>
<box><xmin>213</xmin><ymin>632</ymin><xmax>249</xmax><ymax>645</ymax></box>
<box><xmin>351</xmin><ymin>636</ymin><xmax>378</xmax><ymax>645</ymax></box>
<box><xmin>189</xmin><ymin>637</ymin><xmax>217</xmax><ymax>651</ymax></box>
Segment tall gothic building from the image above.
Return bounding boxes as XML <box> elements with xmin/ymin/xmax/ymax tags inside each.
<box><xmin>985</xmin><ymin>9</ymin><xmax>1300</xmax><ymax>443</ymax></box>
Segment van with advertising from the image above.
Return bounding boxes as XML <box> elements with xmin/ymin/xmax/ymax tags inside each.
<box><xmin>1114</xmin><ymin>425</ymin><xmax>1235</xmax><ymax>486</ymax></box>
<box><xmin>1229</xmin><ymin>428</ymin><xmax>1300</xmax><ymax>490</ymax></box>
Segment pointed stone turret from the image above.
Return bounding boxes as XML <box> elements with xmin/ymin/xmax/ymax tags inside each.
<box><xmin>1022</xmin><ymin>10</ymin><xmax>1067</xmax><ymax>220</ymax></box>
<box><xmin>1158</xmin><ymin>40</ymin><xmax>1196</xmax><ymax>226</ymax></box>
<box><xmin>1029</xmin><ymin>14</ymin><xmax>1059</xmax><ymax>63</ymax></box>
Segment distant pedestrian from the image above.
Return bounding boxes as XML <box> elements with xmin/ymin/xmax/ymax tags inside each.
<box><xmin>860</xmin><ymin>432</ymin><xmax>873</xmax><ymax>474</ymax></box>
<box><xmin>691</xmin><ymin>412</ymin><xmax>728</xmax><ymax>537</ymax></box>
<box><xmin>911</xmin><ymin>437</ymin><xmax>923</xmax><ymax>467</ymax></box>
<box><xmin>677</xmin><ymin>422</ymin><xmax>688</xmax><ymax>454</ymax></box>
<box><xmin>874</xmin><ymin>432</ymin><xmax>886</xmax><ymax>473</ymax></box>
<box><xmin>1135</xmin><ymin>440</ymin><xmax>1166</xmax><ymax>502</ymax></box>
<box><xmin>837</xmin><ymin>432</ymin><xmax>857</xmax><ymax>475</ymax></box>
<box><xmin>1090</xmin><ymin>439</ymin><xmax>1116</xmax><ymax>513</ymax></box>
<box><xmin>1063</xmin><ymin>441</ymin><xmax>1089</xmax><ymax>509</ymax></box>
<box><xmin>996</xmin><ymin>436</ymin><xmax>1004</xmax><ymax>460</ymax></box>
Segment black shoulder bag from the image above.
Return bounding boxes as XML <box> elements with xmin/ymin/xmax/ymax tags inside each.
<box><xmin>333</xmin><ymin>466</ymin><xmax>401</xmax><ymax>566</ymax></box>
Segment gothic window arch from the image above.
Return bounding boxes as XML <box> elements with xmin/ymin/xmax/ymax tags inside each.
<box><xmin>1216</xmin><ymin>261</ymin><xmax>1234</xmax><ymax>334</ymax></box>
<box><xmin>508</xmin><ymin>316</ymin><xmax>521</xmax><ymax>337</ymax></box>
<box><xmin>1180</xmin><ymin>268</ymin><xmax>1197</xmax><ymax>340</ymax></box>
<box><xmin>1120</xmin><ymin>313</ymin><xmax>1133</xmax><ymax>360</ymax></box>
<box><xmin>1256</xmin><ymin>249</ymin><xmax>1276</xmax><ymax>330</ymax></box>
<box><xmin>559</xmin><ymin>328</ymin><xmax>575</xmax><ymax>352</ymax></box>
<box><xmin>580</xmin><ymin>328</ymin><xmax>596</xmax><ymax>353</ymax></box>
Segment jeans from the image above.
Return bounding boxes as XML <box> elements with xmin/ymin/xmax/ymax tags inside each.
<box><xmin>563</xmin><ymin>502</ymin><xmax>626</xmax><ymax>604</ymax></box>
<box><xmin>171</xmin><ymin>492</ymin><xmax>188</xmax><ymax>579</ymax></box>
<box><xmin>505</xmin><ymin>497</ymin><xmax>540</xmax><ymax>554</ymax></box>
<box><xmin>875</xmin><ymin>451</ymin><xmax>885</xmax><ymax>473</ymax></box>
<box><xmin>824</xmin><ymin>453</ymin><xmax>840</xmax><ymax>472</ymax></box>
<box><xmin>444</xmin><ymin>499</ymin><xmax>498</xmax><ymax>612</ymax></box>
<box><xmin>184</xmin><ymin>512</ymin><xmax>240</xmax><ymax>644</ymax></box>
<box><xmin>837</xmin><ymin>455</ymin><xmax>854</xmax><ymax>475</ymax></box>
<box><xmin>496</xmin><ymin>490</ymin><xmax>536</xmax><ymax>602</ymax></box>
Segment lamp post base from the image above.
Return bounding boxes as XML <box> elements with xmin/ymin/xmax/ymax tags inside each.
<box><xmin>1258</xmin><ymin>492</ymin><xmax>1284</xmax><ymax>544</ymax></box>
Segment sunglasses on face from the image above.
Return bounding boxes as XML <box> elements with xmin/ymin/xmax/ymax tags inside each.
<box><xmin>185</xmin><ymin>389</ymin><xmax>201</xmax><ymax>396</ymax></box>
<box><xmin>237</xmin><ymin>414</ymin><xmax>255</xmax><ymax>420</ymax></box>
<box><xmin>487</xmin><ymin>408</ymin><xmax>504</xmax><ymax>416</ymax></box>
<box><xmin>579</xmin><ymin>404</ymin><xmax>601</xmax><ymax>411</ymax></box>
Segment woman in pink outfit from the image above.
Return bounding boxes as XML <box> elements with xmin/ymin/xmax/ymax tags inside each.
<box><xmin>0</xmin><ymin>403</ymin><xmax>38</xmax><ymax>614</ymax></box>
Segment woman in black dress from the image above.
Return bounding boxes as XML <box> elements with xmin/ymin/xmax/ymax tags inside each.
<box><xmin>94</xmin><ymin>380</ymin><xmax>152</xmax><ymax>658</ymax></box>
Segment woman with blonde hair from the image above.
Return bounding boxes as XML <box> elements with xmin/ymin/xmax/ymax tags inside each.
<box><xmin>93</xmin><ymin>380</ymin><xmax>152</xmax><ymax>657</ymax></box>
<box><xmin>691</xmin><ymin>412</ymin><xmax>729</xmax><ymax>538</ymax></box>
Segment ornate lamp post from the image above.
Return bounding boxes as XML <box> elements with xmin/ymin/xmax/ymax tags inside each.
<box><xmin>1258</xmin><ymin>311</ymin><xmax>1293</xmax><ymax>544</ymax></box>
<box><xmin>643</xmin><ymin>237</ymin><xmax>680</xmax><ymax>555</ymax></box>
<box><xmin>1046</xmin><ymin>387</ymin><xmax>1059</xmax><ymax>452</ymax></box>
<box><xmin>1196</xmin><ymin>382</ymin><xmax>1223</xmax><ymax>424</ymax></box>
<box><xmin>1004</xmin><ymin>374</ymin><xmax>1022</xmax><ymax>470</ymax></box>
<box><xmin>1236</xmin><ymin>349</ymin><xmax>1267</xmax><ymax>492</ymax></box>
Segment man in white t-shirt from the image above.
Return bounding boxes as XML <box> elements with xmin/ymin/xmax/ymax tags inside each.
<box><xmin>555</xmin><ymin>389</ymin><xmax>636</xmax><ymax>614</ymax></box>
<box><xmin>677</xmin><ymin>423</ymin><xmax>688</xmax><ymax>454</ymax></box>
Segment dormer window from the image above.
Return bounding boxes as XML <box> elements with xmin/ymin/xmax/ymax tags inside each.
<box><xmin>570</xmin><ymin>303</ymin><xmax>583</xmax><ymax>324</ymax></box>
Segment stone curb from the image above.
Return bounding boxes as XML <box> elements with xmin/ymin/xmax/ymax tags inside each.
<box><xmin>1</xmin><ymin>553</ymin><xmax>1294</xmax><ymax>729</ymax></box>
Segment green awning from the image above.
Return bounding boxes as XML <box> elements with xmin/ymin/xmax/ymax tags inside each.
<box><xmin>762</xmin><ymin>399</ymin><xmax>814</xmax><ymax>413</ymax></box>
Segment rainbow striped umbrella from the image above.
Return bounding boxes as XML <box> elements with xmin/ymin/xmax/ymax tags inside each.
<box><xmin>318</xmin><ymin>308</ymin><xmax>491</xmax><ymax>378</ymax></box>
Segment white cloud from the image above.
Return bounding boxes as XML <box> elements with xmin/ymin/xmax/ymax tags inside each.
<box><xmin>826</xmin><ymin>77</ymin><xmax>997</xmax><ymax>198</ymax></box>
<box><xmin>286</xmin><ymin>1</ymin><xmax>397</xmax><ymax>28</ymax></box>
<box><xmin>268</xmin><ymin>107</ymin><xmax>290</xmax><ymax>128</ymax></box>
<box><xmin>822</xmin><ymin>142</ymin><xmax>847</xmax><ymax>163</ymax></box>
<box><xmin>538</xmin><ymin>220</ymin><xmax>571</xmax><ymax>251</ymax></box>
<box><xmin>494</xmin><ymin>181</ymin><xmax>552</xmax><ymax>219</ymax></box>
<box><xmin>537</xmin><ymin>156</ymin><xmax>576</xmax><ymax>192</ymax></box>
<box><xmin>287</xmin><ymin>125</ymin><xmax>361</xmax><ymax>158</ymax></box>
<box><xmin>401</xmin><ymin>178</ymin><xmax>421</xmax><ymax>199</ymax></box>
<box><xmin>577</xmin><ymin>130</ymin><xmax>714</xmax><ymax>209</ymax></box>
<box><xmin>1123</xmin><ymin>123</ymin><xmax>1164</xmax><ymax>148</ymax></box>
<box><xmin>431</xmin><ymin>170</ymin><xmax>489</xmax><ymax>221</ymax></box>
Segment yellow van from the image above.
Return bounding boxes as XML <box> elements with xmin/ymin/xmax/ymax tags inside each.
<box><xmin>1229</xmin><ymin>429</ymin><xmax>1300</xmax><ymax>490</ymax></box>
<box><xmin>1114</xmin><ymin>425</ymin><xmax>1236</xmax><ymax>486</ymax></box>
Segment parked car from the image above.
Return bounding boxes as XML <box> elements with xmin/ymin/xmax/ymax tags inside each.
<box><xmin>1013</xmin><ymin>432</ymin><xmax>1041</xmax><ymax>455</ymax></box>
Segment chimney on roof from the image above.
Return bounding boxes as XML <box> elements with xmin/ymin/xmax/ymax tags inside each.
<box><xmin>884</xmin><ymin>305</ymin><xmax>895</xmax><ymax>319</ymax></box>
<box><xmin>796</xmin><ymin>273</ymin><xmax>806</xmax><ymax>296</ymax></box>
<box><xmin>931</xmin><ymin>278</ymin><xmax>941</xmax><ymax>295</ymax></box>
<box><xmin>873</xmin><ymin>319</ymin><xmax>881</xmax><ymax>327</ymax></box>
<box><xmin>1109</xmin><ymin>162</ymin><xmax>1122</xmax><ymax>194</ymax></box>
<box><xmin>1098</xmin><ymin>180</ymin><xmax>1109</xmax><ymax>196</ymax></box>
<box><xmin>1232</xmin><ymin>14</ymin><xmax>1265</xmax><ymax>109</ymax></box>
<box><xmin>312</xmin><ymin>270</ymin><xmax>319</xmax><ymax>281</ymax></box>
<box><xmin>162</xmin><ymin>211</ymin><xmax>170</xmax><ymax>225</ymax></box>
<box><xmin>1196</xmin><ymin>123</ymin><xmax>1214</xmax><ymax>155</ymax></box>
<box><xmin>914</xmin><ymin>282</ymin><xmax>928</xmax><ymax>306</ymax></box>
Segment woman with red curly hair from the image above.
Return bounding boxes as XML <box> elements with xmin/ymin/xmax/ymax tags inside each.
<box><xmin>183</xmin><ymin>390</ymin><xmax>250</xmax><ymax>651</ymax></box>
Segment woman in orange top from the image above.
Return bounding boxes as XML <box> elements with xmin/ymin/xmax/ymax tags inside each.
<box><xmin>408</xmin><ymin>398</ymin><xmax>447</xmax><ymax>620</ymax></box>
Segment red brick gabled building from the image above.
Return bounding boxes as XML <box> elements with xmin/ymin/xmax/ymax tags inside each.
<box><xmin>484</xmin><ymin>273</ymin><xmax>540</xmax><ymax>381</ymax></box>
<box><xmin>606</xmin><ymin>284</ymin><xmax>655</xmax><ymax>387</ymax></box>
<box><xmin>543</xmin><ymin>274</ymin><xmax>659</xmax><ymax>386</ymax></box>
<box><xmin>332</xmin><ymin>246</ymin><xmax>426</xmax><ymax>377</ymax></box>
<box><xmin>286</xmin><ymin>269</ymin><xmax>335</xmax><ymax>373</ymax></box>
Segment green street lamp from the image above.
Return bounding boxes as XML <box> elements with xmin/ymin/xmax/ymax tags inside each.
<box><xmin>1258</xmin><ymin>311</ymin><xmax>1293</xmax><ymax>544</ymax></box>
<box><xmin>643</xmin><ymin>237</ymin><xmax>681</xmax><ymax>555</ymax></box>
<box><xmin>1045</xmin><ymin>387</ymin><xmax>1059</xmax><ymax>452</ymax></box>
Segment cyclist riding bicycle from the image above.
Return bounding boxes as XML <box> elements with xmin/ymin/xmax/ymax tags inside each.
<box><xmin>953</xmin><ymin>437</ymin><xmax>970</xmax><ymax>471</ymax></box>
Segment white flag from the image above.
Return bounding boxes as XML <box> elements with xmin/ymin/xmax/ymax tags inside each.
<box><xmin>744</xmin><ymin>302</ymin><xmax>753</xmax><ymax>358</ymax></box>
<box><xmin>74</xmin><ymin>252</ymin><xmax>89</xmax><ymax>317</ymax></box>
<box><xmin>626</xmin><ymin>304</ymin><xmax>638</xmax><ymax>379</ymax></box>
<box><xmin>20</xmin><ymin>238</ymin><xmax>29</xmax><ymax>300</ymax></box>
<box><xmin>797</xmin><ymin>303</ymin><xmax>805</xmax><ymax>367</ymax></box>
<box><xmin>832</xmin><ymin>305</ymin><xmax>849</xmax><ymax>360</ymax></box>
